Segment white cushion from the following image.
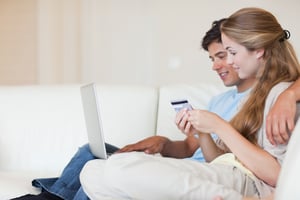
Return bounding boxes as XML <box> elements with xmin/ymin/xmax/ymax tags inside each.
<box><xmin>275</xmin><ymin>121</ymin><xmax>300</xmax><ymax>199</ymax></box>
<box><xmin>0</xmin><ymin>171</ymin><xmax>57</xmax><ymax>199</ymax></box>
<box><xmin>0</xmin><ymin>85</ymin><xmax>88</xmax><ymax>173</ymax></box>
<box><xmin>94</xmin><ymin>85</ymin><xmax>158</xmax><ymax>147</ymax></box>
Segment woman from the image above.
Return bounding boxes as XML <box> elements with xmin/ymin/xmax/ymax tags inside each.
<box><xmin>79</xmin><ymin>7</ymin><xmax>300</xmax><ymax>199</ymax></box>
<box><xmin>189</xmin><ymin>6</ymin><xmax>300</xmax><ymax>186</ymax></box>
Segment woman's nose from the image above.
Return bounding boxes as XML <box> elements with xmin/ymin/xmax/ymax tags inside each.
<box><xmin>226</xmin><ymin>55</ymin><xmax>234</xmax><ymax>65</ymax></box>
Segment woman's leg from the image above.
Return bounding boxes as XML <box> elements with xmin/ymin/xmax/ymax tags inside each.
<box><xmin>214</xmin><ymin>193</ymin><xmax>274</xmax><ymax>200</ymax></box>
<box><xmin>81</xmin><ymin>152</ymin><xmax>263</xmax><ymax>200</ymax></box>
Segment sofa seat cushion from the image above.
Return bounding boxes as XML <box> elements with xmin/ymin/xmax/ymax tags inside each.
<box><xmin>0</xmin><ymin>171</ymin><xmax>59</xmax><ymax>199</ymax></box>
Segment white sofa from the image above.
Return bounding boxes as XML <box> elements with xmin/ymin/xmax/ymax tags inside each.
<box><xmin>0</xmin><ymin>83</ymin><xmax>225</xmax><ymax>199</ymax></box>
<box><xmin>1</xmin><ymin>83</ymin><xmax>299</xmax><ymax>200</ymax></box>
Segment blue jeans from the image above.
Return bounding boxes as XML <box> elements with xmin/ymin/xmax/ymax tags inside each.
<box><xmin>32</xmin><ymin>143</ymin><xmax>119</xmax><ymax>200</ymax></box>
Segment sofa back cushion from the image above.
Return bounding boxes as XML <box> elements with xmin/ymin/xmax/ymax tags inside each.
<box><xmin>0</xmin><ymin>85</ymin><xmax>87</xmax><ymax>172</ymax></box>
<box><xmin>0</xmin><ymin>84</ymin><xmax>158</xmax><ymax>173</ymax></box>
<box><xmin>94</xmin><ymin>85</ymin><xmax>158</xmax><ymax>148</ymax></box>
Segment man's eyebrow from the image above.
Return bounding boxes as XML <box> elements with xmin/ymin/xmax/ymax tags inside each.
<box><xmin>215</xmin><ymin>51</ymin><xmax>226</xmax><ymax>57</ymax></box>
<box><xmin>225</xmin><ymin>47</ymin><xmax>231</xmax><ymax>50</ymax></box>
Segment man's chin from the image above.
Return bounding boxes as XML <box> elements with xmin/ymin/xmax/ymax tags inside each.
<box><xmin>223</xmin><ymin>82</ymin><xmax>237</xmax><ymax>87</ymax></box>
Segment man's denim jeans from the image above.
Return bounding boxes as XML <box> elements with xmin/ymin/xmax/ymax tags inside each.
<box><xmin>32</xmin><ymin>143</ymin><xmax>119</xmax><ymax>200</ymax></box>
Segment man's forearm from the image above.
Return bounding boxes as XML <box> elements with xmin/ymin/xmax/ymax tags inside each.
<box><xmin>160</xmin><ymin>136</ymin><xmax>199</xmax><ymax>158</ymax></box>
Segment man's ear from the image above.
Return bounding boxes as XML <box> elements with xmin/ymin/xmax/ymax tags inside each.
<box><xmin>255</xmin><ymin>48</ymin><xmax>265</xmax><ymax>59</ymax></box>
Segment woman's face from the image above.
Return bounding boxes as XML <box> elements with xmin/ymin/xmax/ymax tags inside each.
<box><xmin>221</xmin><ymin>33</ymin><xmax>263</xmax><ymax>79</ymax></box>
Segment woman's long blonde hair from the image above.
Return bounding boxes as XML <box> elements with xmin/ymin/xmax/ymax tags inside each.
<box><xmin>221</xmin><ymin>7</ymin><xmax>300</xmax><ymax>144</ymax></box>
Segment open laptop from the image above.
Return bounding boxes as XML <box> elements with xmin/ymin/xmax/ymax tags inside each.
<box><xmin>80</xmin><ymin>83</ymin><xmax>108</xmax><ymax>159</ymax></box>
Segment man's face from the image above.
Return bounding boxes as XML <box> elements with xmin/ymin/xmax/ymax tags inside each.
<box><xmin>207</xmin><ymin>42</ymin><xmax>241</xmax><ymax>87</ymax></box>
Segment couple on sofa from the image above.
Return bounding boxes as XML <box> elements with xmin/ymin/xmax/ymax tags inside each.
<box><xmin>13</xmin><ymin>7</ymin><xmax>300</xmax><ymax>200</ymax></box>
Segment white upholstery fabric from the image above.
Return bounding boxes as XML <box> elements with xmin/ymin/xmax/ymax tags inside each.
<box><xmin>5</xmin><ymin>83</ymin><xmax>299</xmax><ymax>199</ymax></box>
<box><xmin>0</xmin><ymin>85</ymin><xmax>88</xmax><ymax>172</ymax></box>
<box><xmin>94</xmin><ymin>85</ymin><xmax>158</xmax><ymax>148</ymax></box>
<box><xmin>0</xmin><ymin>171</ymin><xmax>53</xmax><ymax>199</ymax></box>
<box><xmin>0</xmin><ymin>84</ymin><xmax>158</xmax><ymax>198</ymax></box>
<box><xmin>0</xmin><ymin>85</ymin><xmax>88</xmax><ymax>198</ymax></box>
<box><xmin>275</xmin><ymin>121</ymin><xmax>300</xmax><ymax>199</ymax></box>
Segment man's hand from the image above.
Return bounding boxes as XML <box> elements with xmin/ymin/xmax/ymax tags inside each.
<box><xmin>266</xmin><ymin>90</ymin><xmax>296</xmax><ymax>145</ymax></box>
<box><xmin>116</xmin><ymin>136</ymin><xmax>170</xmax><ymax>154</ymax></box>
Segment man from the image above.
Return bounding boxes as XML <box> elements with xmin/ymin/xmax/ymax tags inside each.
<box><xmin>116</xmin><ymin>18</ymin><xmax>255</xmax><ymax>162</ymax></box>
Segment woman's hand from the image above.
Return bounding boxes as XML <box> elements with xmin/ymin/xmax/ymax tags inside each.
<box><xmin>187</xmin><ymin>109</ymin><xmax>225</xmax><ymax>134</ymax></box>
<box><xmin>175</xmin><ymin>108</ymin><xmax>197</xmax><ymax>136</ymax></box>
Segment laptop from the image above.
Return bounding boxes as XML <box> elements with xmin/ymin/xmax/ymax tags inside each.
<box><xmin>80</xmin><ymin>83</ymin><xmax>108</xmax><ymax>159</ymax></box>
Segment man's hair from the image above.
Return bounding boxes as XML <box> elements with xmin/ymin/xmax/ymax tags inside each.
<box><xmin>201</xmin><ymin>18</ymin><xmax>227</xmax><ymax>51</ymax></box>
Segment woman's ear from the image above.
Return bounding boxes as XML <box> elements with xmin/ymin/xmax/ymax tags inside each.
<box><xmin>255</xmin><ymin>48</ymin><xmax>265</xmax><ymax>59</ymax></box>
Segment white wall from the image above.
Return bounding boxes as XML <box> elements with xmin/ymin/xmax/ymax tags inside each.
<box><xmin>0</xmin><ymin>0</ymin><xmax>37</xmax><ymax>85</ymax></box>
<box><xmin>5</xmin><ymin>0</ymin><xmax>300</xmax><ymax>86</ymax></box>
